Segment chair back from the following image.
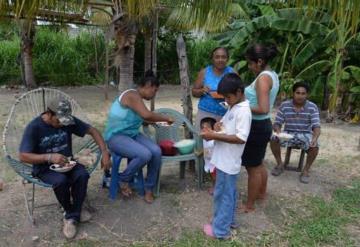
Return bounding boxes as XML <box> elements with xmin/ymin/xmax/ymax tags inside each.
<box><xmin>144</xmin><ymin>108</ymin><xmax>201</xmax><ymax>151</ymax></box>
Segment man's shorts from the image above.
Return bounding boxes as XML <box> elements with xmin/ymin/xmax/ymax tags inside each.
<box><xmin>271</xmin><ymin>132</ymin><xmax>319</xmax><ymax>151</ymax></box>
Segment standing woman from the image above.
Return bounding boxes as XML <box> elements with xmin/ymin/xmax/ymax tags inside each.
<box><xmin>241</xmin><ymin>43</ymin><xmax>279</xmax><ymax>212</ymax></box>
<box><xmin>104</xmin><ymin>71</ymin><xmax>173</xmax><ymax>203</ymax></box>
<box><xmin>192</xmin><ymin>47</ymin><xmax>234</xmax><ymax>129</ymax></box>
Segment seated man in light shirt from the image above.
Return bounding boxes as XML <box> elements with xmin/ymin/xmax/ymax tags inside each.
<box><xmin>270</xmin><ymin>82</ymin><xmax>321</xmax><ymax>184</ymax></box>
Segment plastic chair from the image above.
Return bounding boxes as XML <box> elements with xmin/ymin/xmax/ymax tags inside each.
<box><xmin>143</xmin><ymin>108</ymin><xmax>203</xmax><ymax>195</ymax></box>
<box><xmin>2</xmin><ymin>88</ymin><xmax>101</xmax><ymax>224</ymax></box>
<box><xmin>108</xmin><ymin>152</ymin><xmax>145</xmax><ymax>200</ymax></box>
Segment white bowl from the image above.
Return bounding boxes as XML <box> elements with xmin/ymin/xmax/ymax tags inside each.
<box><xmin>50</xmin><ymin>161</ymin><xmax>76</xmax><ymax>173</ymax></box>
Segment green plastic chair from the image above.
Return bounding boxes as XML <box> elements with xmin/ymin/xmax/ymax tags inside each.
<box><xmin>143</xmin><ymin>108</ymin><xmax>204</xmax><ymax>195</ymax></box>
<box><xmin>2</xmin><ymin>88</ymin><xmax>100</xmax><ymax>224</ymax></box>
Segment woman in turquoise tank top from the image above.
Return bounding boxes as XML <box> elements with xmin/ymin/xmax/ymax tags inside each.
<box><xmin>192</xmin><ymin>47</ymin><xmax>234</xmax><ymax>129</ymax></box>
<box><xmin>104</xmin><ymin>71</ymin><xmax>173</xmax><ymax>203</ymax></box>
<box><xmin>240</xmin><ymin>43</ymin><xmax>279</xmax><ymax>213</ymax></box>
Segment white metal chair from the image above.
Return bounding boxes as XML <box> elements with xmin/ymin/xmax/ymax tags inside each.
<box><xmin>2</xmin><ymin>88</ymin><xmax>100</xmax><ymax>224</ymax></box>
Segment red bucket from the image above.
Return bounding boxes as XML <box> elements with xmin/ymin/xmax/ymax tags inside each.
<box><xmin>159</xmin><ymin>139</ymin><xmax>176</xmax><ymax>156</ymax></box>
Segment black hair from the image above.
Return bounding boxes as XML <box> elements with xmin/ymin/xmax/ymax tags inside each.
<box><xmin>211</xmin><ymin>46</ymin><xmax>229</xmax><ymax>59</ymax></box>
<box><xmin>217</xmin><ymin>73</ymin><xmax>244</xmax><ymax>95</ymax></box>
<box><xmin>200</xmin><ymin>117</ymin><xmax>216</xmax><ymax>129</ymax></box>
<box><xmin>137</xmin><ymin>70</ymin><xmax>159</xmax><ymax>87</ymax></box>
<box><xmin>292</xmin><ymin>81</ymin><xmax>310</xmax><ymax>93</ymax></box>
<box><xmin>245</xmin><ymin>43</ymin><xmax>278</xmax><ymax>65</ymax></box>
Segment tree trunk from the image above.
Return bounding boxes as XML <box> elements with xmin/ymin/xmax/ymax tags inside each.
<box><xmin>176</xmin><ymin>34</ymin><xmax>193</xmax><ymax>126</ymax></box>
<box><xmin>111</xmin><ymin>2</ymin><xmax>137</xmax><ymax>93</ymax></box>
<box><xmin>176</xmin><ymin>34</ymin><xmax>194</xmax><ymax>173</ymax></box>
<box><xmin>144</xmin><ymin>11</ymin><xmax>158</xmax><ymax>111</ymax></box>
<box><xmin>19</xmin><ymin>20</ymin><xmax>36</xmax><ymax>88</ymax></box>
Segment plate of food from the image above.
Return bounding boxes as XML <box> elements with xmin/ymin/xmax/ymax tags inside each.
<box><xmin>273</xmin><ymin>132</ymin><xmax>294</xmax><ymax>141</ymax></box>
<box><xmin>50</xmin><ymin>160</ymin><xmax>77</xmax><ymax>173</ymax></box>
<box><xmin>155</xmin><ymin>121</ymin><xmax>172</xmax><ymax>127</ymax></box>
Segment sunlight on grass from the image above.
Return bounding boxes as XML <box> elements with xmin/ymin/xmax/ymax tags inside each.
<box><xmin>286</xmin><ymin>179</ymin><xmax>360</xmax><ymax>247</ymax></box>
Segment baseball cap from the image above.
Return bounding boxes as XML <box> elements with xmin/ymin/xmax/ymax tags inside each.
<box><xmin>47</xmin><ymin>98</ymin><xmax>75</xmax><ymax>126</ymax></box>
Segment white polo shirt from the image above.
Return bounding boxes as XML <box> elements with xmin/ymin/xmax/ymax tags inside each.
<box><xmin>210</xmin><ymin>100</ymin><xmax>252</xmax><ymax>175</ymax></box>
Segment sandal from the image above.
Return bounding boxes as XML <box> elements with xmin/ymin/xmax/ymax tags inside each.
<box><xmin>120</xmin><ymin>183</ymin><xmax>133</xmax><ymax>198</ymax></box>
<box><xmin>271</xmin><ymin>166</ymin><xmax>284</xmax><ymax>176</ymax></box>
<box><xmin>299</xmin><ymin>174</ymin><xmax>310</xmax><ymax>184</ymax></box>
<box><xmin>144</xmin><ymin>191</ymin><xmax>154</xmax><ymax>204</ymax></box>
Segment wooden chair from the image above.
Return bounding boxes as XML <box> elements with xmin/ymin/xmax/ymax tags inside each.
<box><xmin>2</xmin><ymin>88</ymin><xmax>101</xmax><ymax>224</ymax></box>
<box><xmin>284</xmin><ymin>146</ymin><xmax>306</xmax><ymax>172</ymax></box>
<box><xmin>143</xmin><ymin>108</ymin><xmax>203</xmax><ymax>195</ymax></box>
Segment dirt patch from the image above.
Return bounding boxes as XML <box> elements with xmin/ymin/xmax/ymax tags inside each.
<box><xmin>0</xmin><ymin>85</ymin><xmax>359</xmax><ymax>246</ymax></box>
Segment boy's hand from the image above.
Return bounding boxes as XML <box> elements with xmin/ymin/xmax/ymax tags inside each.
<box><xmin>214</xmin><ymin>122</ymin><xmax>223</xmax><ymax>132</ymax></box>
<box><xmin>200</xmin><ymin>130</ymin><xmax>215</xmax><ymax>141</ymax></box>
<box><xmin>101</xmin><ymin>150</ymin><xmax>111</xmax><ymax>170</ymax></box>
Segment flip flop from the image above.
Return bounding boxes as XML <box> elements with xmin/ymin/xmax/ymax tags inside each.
<box><xmin>271</xmin><ymin>166</ymin><xmax>284</xmax><ymax>176</ymax></box>
<box><xmin>203</xmin><ymin>224</ymin><xmax>215</xmax><ymax>239</ymax></box>
<box><xmin>299</xmin><ymin>174</ymin><xmax>310</xmax><ymax>184</ymax></box>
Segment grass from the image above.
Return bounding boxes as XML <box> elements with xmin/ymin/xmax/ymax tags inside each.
<box><xmin>162</xmin><ymin>179</ymin><xmax>360</xmax><ymax>247</ymax></box>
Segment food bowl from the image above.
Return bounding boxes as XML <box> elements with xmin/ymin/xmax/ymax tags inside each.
<box><xmin>174</xmin><ymin>139</ymin><xmax>196</xmax><ymax>154</ymax></box>
<box><xmin>50</xmin><ymin>161</ymin><xmax>76</xmax><ymax>173</ymax></box>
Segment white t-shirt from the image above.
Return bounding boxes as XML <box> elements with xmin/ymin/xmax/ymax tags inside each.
<box><xmin>210</xmin><ymin>100</ymin><xmax>252</xmax><ymax>175</ymax></box>
<box><xmin>203</xmin><ymin>140</ymin><xmax>215</xmax><ymax>173</ymax></box>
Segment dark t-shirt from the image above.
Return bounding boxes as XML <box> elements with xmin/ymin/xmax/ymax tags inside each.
<box><xmin>19</xmin><ymin>114</ymin><xmax>90</xmax><ymax>176</ymax></box>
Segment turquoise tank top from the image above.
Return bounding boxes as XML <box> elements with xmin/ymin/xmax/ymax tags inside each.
<box><xmin>245</xmin><ymin>70</ymin><xmax>279</xmax><ymax>120</ymax></box>
<box><xmin>198</xmin><ymin>65</ymin><xmax>233</xmax><ymax>116</ymax></box>
<box><xmin>104</xmin><ymin>89</ymin><xmax>143</xmax><ymax>140</ymax></box>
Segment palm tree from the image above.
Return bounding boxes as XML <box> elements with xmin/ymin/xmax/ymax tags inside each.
<box><xmin>0</xmin><ymin>0</ymin><xmax>89</xmax><ymax>88</ymax></box>
<box><xmin>286</xmin><ymin>0</ymin><xmax>360</xmax><ymax>118</ymax></box>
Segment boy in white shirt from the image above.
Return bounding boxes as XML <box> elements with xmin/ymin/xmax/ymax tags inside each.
<box><xmin>201</xmin><ymin>73</ymin><xmax>252</xmax><ymax>239</ymax></box>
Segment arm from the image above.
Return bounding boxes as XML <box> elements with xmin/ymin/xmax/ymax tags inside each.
<box><xmin>310</xmin><ymin>127</ymin><xmax>321</xmax><ymax>147</ymax></box>
<box><xmin>192</xmin><ymin>69</ymin><xmax>210</xmax><ymax>97</ymax></box>
<box><xmin>86</xmin><ymin>126</ymin><xmax>111</xmax><ymax>170</ymax></box>
<box><xmin>200</xmin><ymin>131</ymin><xmax>245</xmax><ymax>144</ymax></box>
<box><xmin>122</xmin><ymin>91</ymin><xmax>173</xmax><ymax>124</ymax></box>
<box><xmin>310</xmin><ymin>106</ymin><xmax>321</xmax><ymax>147</ymax></box>
<box><xmin>251</xmin><ymin>74</ymin><xmax>272</xmax><ymax>114</ymax></box>
<box><xmin>273</xmin><ymin>105</ymin><xmax>285</xmax><ymax>134</ymax></box>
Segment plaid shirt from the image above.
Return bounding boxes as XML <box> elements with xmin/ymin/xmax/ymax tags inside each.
<box><xmin>274</xmin><ymin>100</ymin><xmax>320</xmax><ymax>134</ymax></box>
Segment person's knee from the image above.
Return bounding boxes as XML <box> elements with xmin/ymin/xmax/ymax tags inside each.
<box><xmin>151</xmin><ymin>145</ymin><xmax>162</xmax><ymax>158</ymax></box>
<box><xmin>53</xmin><ymin>176</ymin><xmax>69</xmax><ymax>189</ymax></box>
<box><xmin>139</xmin><ymin>149</ymin><xmax>152</xmax><ymax>163</ymax></box>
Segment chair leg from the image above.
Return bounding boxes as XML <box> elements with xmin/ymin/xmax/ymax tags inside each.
<box><xmin>155</xmin><ymin>165</ymin><xmax>162</xmax><ymax>197</ymax></box>
<box><xmin>180</xmin><ymin>161</ymin><xmax>186</xmax><ymax>179</ymax></box>
<box><xmin>298</xmin><ymin>150</ymin><xmax>306</xmax><ymax>172</ymax></box>
<box><xmin>109</xmin><ymin>155</ymin><xmax>121</xmax><ymax>200</ymax></box>
<box><xmin>196</xmin><ymin>159</ymin><xmax>202</xmax><ymax>189</ymax></box>
<box><xmin>284</xmin><ymin>147</ymin><xmax>291</xmax><ymax>167</ymax></box>
<box><xmin>22</xmin><ymin>180</ymin><xmax>35</xmax><ymax>225</ymax></box>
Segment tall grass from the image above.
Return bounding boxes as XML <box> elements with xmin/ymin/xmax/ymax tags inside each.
<box><xmin>0</xmin><ymin>27</ymin><xmax>105</xmax><ymax>86</ymax></box>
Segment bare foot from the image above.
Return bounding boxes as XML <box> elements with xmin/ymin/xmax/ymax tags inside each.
<box><xmin>238</xmin><ymin>204</ymin><xmax>255</xmax><ymax>213</ymax></box>
<box><xmin>207</xmin><ymin>187</ymin><xmax>214</xmax><ymax>195</ymax></box>
<box><xmin>144</xmin><ymin>191</ymin><xmax>154</xmax><ymax>204</ymax></box>
<box><xmin>257</xmin><ymin>194</ymin><xmax>268</xmax><ymax>208</ymax></box>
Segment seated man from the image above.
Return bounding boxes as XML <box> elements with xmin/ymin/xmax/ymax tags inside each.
<box><xmin>270</xmin><ymin>82</ymin><xmax>321</xmax><ymax>184</ymax></box>
<box><xmin>19</xmin><ymin>98</ymin><xmax>110</xmax><ymax>239</ymax></box>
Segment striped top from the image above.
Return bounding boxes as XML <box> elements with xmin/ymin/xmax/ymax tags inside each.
<box><xmin>274</xmin><ymin>100</ymin><xmax>320</xmax><ymax>133</ymax></box>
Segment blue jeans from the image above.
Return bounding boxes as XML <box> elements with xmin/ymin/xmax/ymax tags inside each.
<box><xmin>107</xmin><ymin>133</ymin><xmax>161</xmax><ymax>192</ymax></box>
<box><xmin>38</xmin><ymin>164</ymin><xmax>89</xmax><ymax>222</ymax></box>
<box><xmin>212</xmin><ymin>168</ymin><xmax>238</xmax><ymax>238</ymax></box>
